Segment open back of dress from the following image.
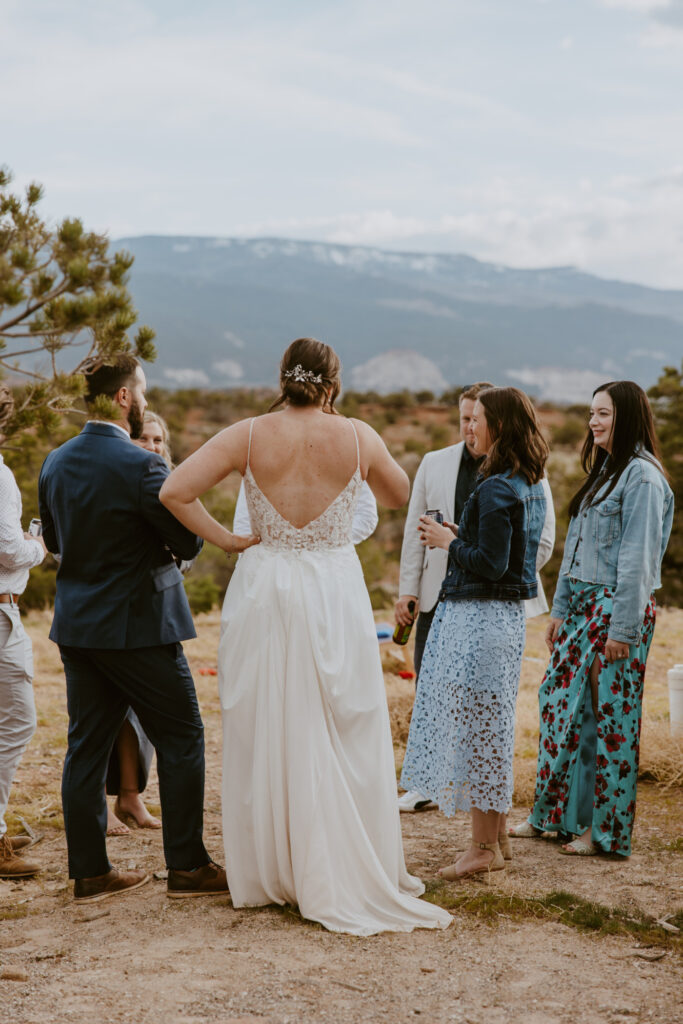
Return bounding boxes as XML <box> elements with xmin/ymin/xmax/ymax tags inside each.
<box><xmin>217</xmin><ymin>418</ymin><xmax>451</xmax><ymax>935</ymax></box>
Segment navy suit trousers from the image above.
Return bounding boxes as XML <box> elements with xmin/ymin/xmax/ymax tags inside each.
<box><xmin>59</xmin><ymin>643</ymin><xmax>210</xmax><ymax>879</ymax></box>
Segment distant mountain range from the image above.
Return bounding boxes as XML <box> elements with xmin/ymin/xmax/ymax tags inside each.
<box><xmin>118</xmin><ymin>236</ymin><xmax>683</xmax><ymax>402</ymax></box>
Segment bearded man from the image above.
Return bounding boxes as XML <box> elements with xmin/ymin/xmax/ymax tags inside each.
<box><xmin>38</xmin><ymin>355</ymin><xmax>229</xmax><ymax>902</ymax></box>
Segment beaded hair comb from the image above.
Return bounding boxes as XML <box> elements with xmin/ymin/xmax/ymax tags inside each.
<box><xmin>283</xmin><ymin>364</ymin><xmax>323</xmax><ymax>384</ymax></box>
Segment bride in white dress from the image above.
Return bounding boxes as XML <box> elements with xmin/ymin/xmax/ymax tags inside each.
<box><xmin>160</xmin><ymin>338</ymin><xmax>451</xmax><ymax>935</ymax></box>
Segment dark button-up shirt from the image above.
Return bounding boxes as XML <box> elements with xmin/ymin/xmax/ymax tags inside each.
<box><xmin>454</xmin><ymin>445</ymin><xmax>484</xmax><ymax>524</ymax></box>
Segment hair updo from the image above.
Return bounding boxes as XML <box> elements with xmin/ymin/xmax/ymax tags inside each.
<box><xmin>269</xmin><ymin>337</ymin><xmax>341</xmax><ymax>413</ymax></box>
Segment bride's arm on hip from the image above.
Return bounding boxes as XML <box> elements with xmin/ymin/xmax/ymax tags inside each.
<box><xmin>159</xmin><ymin>419</ymin><xmax>260</xmax><ymax>554</ymax></box>
<box><xmin>352</xmin><ymin>419</ymin><xmax>410</xmax><ymax>509</ymax></box>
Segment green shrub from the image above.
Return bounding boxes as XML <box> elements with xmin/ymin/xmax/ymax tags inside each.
<box><xmin>404</xmin><ymin>437</ymin><xmax>427</xmax><ymax>456</ymax></box>
<box><xmin>551</xmin><ymin>416</ymin><xmax>586</xmax><ymax>447</ymax></box>
<box><xmin>21</xmin><ymin>562</ymin><xmax>57</xmax><ymax>611</ymax></box>
<box><xmin>183</xmin><ymin>575</ymin><xmax>221</xmax><ymax>614</ymax></box>
<box><xmin>429</xmin><ymin>423</ymin><xmax>450</xmax><ymax>448</ymax></box>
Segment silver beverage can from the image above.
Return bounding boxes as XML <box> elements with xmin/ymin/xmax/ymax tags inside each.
<box><xmin>29</xmin><ymin>518</ymin><xmax>42</xmax><ymax>537</ymax></box>
<box><xmin>425</xmin><ymin>509</ymin><xmax>444</xmax><ymax>525</ymax></box>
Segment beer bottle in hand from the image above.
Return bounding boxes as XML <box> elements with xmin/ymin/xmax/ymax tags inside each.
<box><xmin>393</xmin><ymin>600</ymin><xmax>416</xmax><ymax>646</ymax></box>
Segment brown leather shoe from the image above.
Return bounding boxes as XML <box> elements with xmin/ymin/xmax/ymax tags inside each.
<box><xmin>0</xmin><ymin>834</ymin><xmax>39</xmax><ymax>878</ymax></box>
<box><xmin>73</xmin><ymin>867</ymin><xmax>150</xmax><ymax>903</ymax></box>
<box><xmin>8</xmin><ymin>835</ymin><xmax>34</xmax><ymax>851</ymax></box>
<box><xmin>167</xmin><ymin>861</ymin><xmax>229</xmax><ymax>898</ymax></box>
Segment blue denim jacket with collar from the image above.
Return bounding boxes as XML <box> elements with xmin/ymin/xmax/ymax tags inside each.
<box><xmin>439</xmin><ymin>472</ymin><xmax>546</xmax><ymax>603</ymax></box>
<box><xmin>551</xmin><ymin>453</ymin><xmax>674</xmax><ymax>644</ymax></box>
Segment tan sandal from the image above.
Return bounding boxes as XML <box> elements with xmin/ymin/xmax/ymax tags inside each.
<box><xmin>498</xmin><ymin>831</ymin><xmax>512</xmax><ymax>861</ymax></box>
<box><xmin>438</xmin><ymin>842</ymin><xmax>505</xmax><ymax>882</ymax></box>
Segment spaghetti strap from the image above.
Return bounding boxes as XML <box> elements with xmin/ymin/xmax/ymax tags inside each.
<box><xmin>246</xmin><ymin>418</ymin><xmax>255</xmax><ymax>470</ymax></box>
<box><xmin>349</xmin><ymin>419</ymin><xmax>360</xmax><ymax>472</ymax></box>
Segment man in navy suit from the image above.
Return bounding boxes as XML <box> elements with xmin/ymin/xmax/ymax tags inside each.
<box><xmin>39</xmin><ymin>355</ymin><xmax>226</xmax><ymax>902</ymax></box>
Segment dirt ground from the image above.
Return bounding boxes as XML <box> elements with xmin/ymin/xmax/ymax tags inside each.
<box><xmin>1</xmin><ymin>611</ymin><xmax>681</xmax><ymax>1024</ymax></box>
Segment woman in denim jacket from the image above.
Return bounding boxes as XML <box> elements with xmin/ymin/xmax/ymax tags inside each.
<box><xmin>401</xmin><ymin>387</ymin><xmax>548</xmax><ymax>881</ymax></box>
<box><xmin>513</xmin><ymin>381</ymin><xmax>673</xmax><ymax>857</ymax></box>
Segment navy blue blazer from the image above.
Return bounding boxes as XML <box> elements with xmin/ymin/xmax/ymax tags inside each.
<box><xmin>38</xmin><ymin>422</ymin><xmax>203</xmax><ymax>649</ymax></box>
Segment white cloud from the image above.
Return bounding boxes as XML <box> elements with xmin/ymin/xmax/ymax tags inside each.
<box><xmin>223</xmin><ymin>331</ymin><xmax>246</xmax><ymax>350</ymax></box>
<box><xmin>640</xmin><ymin>21</ymin><xmax>683</xmax><ymax>42</ymax></box>
<box><xmin>163</xmin><ymin>368</ymin><xmax>210</xmax><ymax>386</ymax></box>
<box><xmin>600</xmin><ymin>0</ymin><xmax>670</xmax><ymax>11</ymax></box>
<box><xmin>230</xmin><ymin>167</ymin><xmax>683</xmax><ymax>289</ymax></box>
<box><xmin>4</xmin><ymin>1</ymin><xmax>683</xmax><ymax>290</ymax></box>
<box><xmin>213</xmin><ymin>359</ymin><xmax>244</xmax><ymax>380</ymax></box>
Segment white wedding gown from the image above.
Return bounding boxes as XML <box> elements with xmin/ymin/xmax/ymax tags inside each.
<box><xmin>218</xmin><ymin>422</ymin><xmax>451</xmax><ymax>935</ymax></box>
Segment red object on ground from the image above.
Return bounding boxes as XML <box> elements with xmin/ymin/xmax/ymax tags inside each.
<box><xmin>198</xmin><ymin>667</ymin><xmax>218</xmax><ymax>676</ymax></box>
<box><xmin>398</xmin><ymin>670</ymin><xmax>416</xmax><ymax>679</ymax></box>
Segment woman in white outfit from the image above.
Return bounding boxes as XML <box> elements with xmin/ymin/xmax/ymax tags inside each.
<box><xmin>161</xmin><ymin>338</ymin><xmax>451</xmax><ymax>935</ymax></box>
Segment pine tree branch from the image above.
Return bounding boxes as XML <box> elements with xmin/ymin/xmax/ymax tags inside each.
<box><xmin>1</xmin><ymin>347</ymin><xmax>46</xmax><ymax>359</ymax></box>
<box><xmin>0</xmin><ymin>359</ymin><xmax>46</xmax><ymax>380</ymax></box>
<box><xmin>1</xmin><ymin>330</ymin><xmax>66</xmax><ymax>340</ymax></box>
<box><xmin>0</xmin><ymin>277</ymin><xmax>71</xmax><ymax>331</ymax></box>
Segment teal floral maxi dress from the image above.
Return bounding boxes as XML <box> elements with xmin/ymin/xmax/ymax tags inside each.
<box><xmin>528</xmin><ymin>579</ymin><xmax>656</xmax><ymax>856</ymax></box>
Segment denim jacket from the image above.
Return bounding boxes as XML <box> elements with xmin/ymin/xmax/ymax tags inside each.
<box><xmin>439</xmin><ymin>472</ymin><xmax>547</xmax><ymax>603</ymax></box>
<box><xmin>551</xmin><ymin>453</ymin><xmax>674</xmax><ymax>644</ymax></box>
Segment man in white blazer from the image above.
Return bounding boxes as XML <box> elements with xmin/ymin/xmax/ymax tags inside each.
<box><xmin>396</xmin><ymin>382</ymin><xmax>556</xmax><ymax>811</ymax></box>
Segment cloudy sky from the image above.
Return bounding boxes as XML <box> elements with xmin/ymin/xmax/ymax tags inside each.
<box><xmin>3</xmin><ymin>0</ymin><xmax>683</xmax><ymax>288</ymax></box>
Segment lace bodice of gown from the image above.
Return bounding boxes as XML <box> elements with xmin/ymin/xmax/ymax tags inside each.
<box><xmin>242</xmin><ymin>416</ymin><xmax>364</xmax><ymax>552</ymax></box>
<box><xmin>244</xmin><ymin>467</ymin><xmax>362</xmax><ymax>551</ymax></box>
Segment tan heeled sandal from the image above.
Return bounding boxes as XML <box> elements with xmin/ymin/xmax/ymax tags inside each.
<box><xmin>438</xmin><ymin>841</ymin><xmax>506</xmax><ymax>882</ymax></box>
<box><xmin>498</xmin><ymin>831</ymin><xmax>512</xmax><ymax>861</ymax></box>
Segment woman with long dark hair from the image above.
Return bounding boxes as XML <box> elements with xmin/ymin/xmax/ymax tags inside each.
<box><xmin>513</xmin><ymin>381</ymin><xmax>673</xmax><ymax>857</ymax></box>
<box><xmin>401</xmin><ymin>387</ymin><xmax>548</xmax><ymax>880</ymax></box>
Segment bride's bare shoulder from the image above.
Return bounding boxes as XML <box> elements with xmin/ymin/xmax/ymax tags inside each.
<box><xmin>347</xmin><ymin>417</ymin><xmax>382</xmax><ymax>447</ymax></box>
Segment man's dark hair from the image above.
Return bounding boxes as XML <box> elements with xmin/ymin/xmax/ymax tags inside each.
<box><xmin>84</xmin><ymin>355</ymin><xmax>140</xmax><ymax>406</ymax></box>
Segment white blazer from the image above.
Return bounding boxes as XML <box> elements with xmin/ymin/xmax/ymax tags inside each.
<box><xmin>398</xmin><ymin>443</ymin><xmax>556</xmax><ymax>618</ymax></box>
<box><xmin>399</xmin><ymin>442</ymin><xmax>465</xmax><ymax>614</ymax></box>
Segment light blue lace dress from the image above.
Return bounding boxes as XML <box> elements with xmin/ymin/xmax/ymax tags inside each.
<box><xmin>401</xmin><ymin>597</ymin><xmax>526</xmax><ymax>816</ymax></box>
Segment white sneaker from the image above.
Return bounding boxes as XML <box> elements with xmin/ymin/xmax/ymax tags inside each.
<box><xmin>398</xmin><ymin>790</ymin><xmax>437</xmax><ymax>813</ymax></box>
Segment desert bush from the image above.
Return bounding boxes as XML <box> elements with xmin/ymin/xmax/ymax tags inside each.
<box><xmin>381</xmin><ymin>390</ymin><xmax>413</xmax><ymax>411</ymax></box>
<box><xmin>404</xmin><ymin>437</ymin><xmax>427</xmax><ymax>457</ymax></box>
<box><xmin>429</xmin><ymin>423</ymin><xmax>451</xmax><ymax>448</ymax></box>
<box><xmin>649</xmin><ymin>361</ymin><xmax>683</xmax><ymax>606</ymax></box>
<box><xmin>415</xmin><ymin>390</ymin><xmax>435</xmax><ymax>404</ymax></box>
<box><xmin>183</xmin><ymin>575</ymin><xmax>221</xmax><ymax>614</ymax></box>
<box><xmin>551</xmin><ymin>416</ymin><xmax>586</xmax><ymax>447</ymax></box>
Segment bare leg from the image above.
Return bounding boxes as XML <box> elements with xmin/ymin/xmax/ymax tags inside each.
<box><xmin>439</xmin><ymin>808</ymin><xmax>503</xmax><ymax>879</ymax></box>
<box><xmin>113</xmin><ymin>720</ymin><xmax>161</xmax><ymax>829</ymax></box>
<box><xmin>106</xmin><ymin>803</ymin><xmax>130</xmax><ymax>835</ymax></box>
